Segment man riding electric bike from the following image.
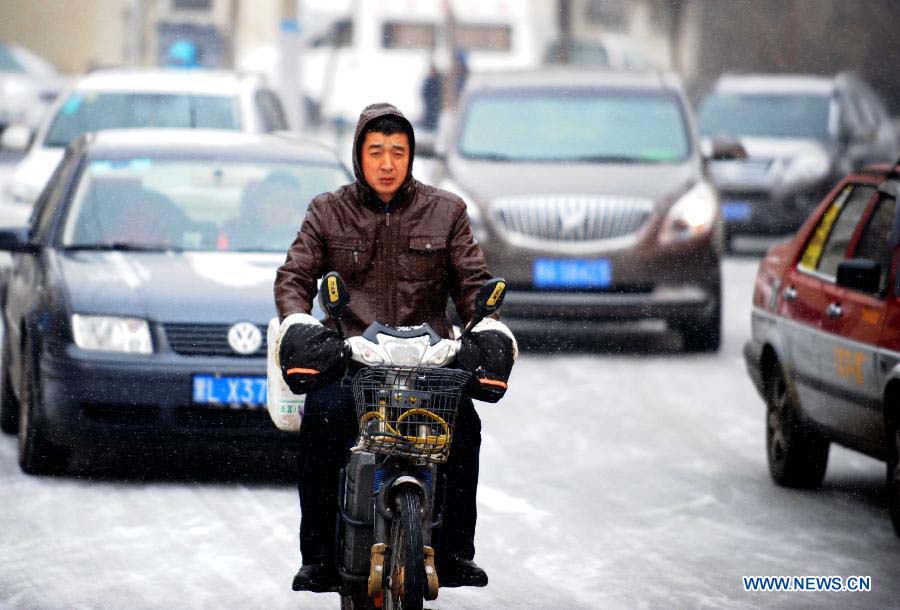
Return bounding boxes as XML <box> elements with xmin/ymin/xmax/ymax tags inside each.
<box><xmin>273</xmin><ymin>103</ymin><xmax>517</xmax><ymax>593</ymax></box>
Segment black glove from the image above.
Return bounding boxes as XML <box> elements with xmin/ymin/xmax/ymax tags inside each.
<box><xmin>279</xmin><ymin>321</ymin><xmax>348</xmax><ymax>394</ymax></box>
<box><xmin>457</xmin><ymin>329</ymin><xmax>515</xmax><ymax>403</ymax></box>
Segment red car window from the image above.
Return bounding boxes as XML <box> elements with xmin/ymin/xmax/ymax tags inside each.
<box><xmin>799</xmin><ymin>184</ymin><xmax>876</xmax><ymax>277</ymax></box>
<box><xmin>851</xmin><ymin>194</ymin><xmax>897</xmax><ymax>295</ymax></box>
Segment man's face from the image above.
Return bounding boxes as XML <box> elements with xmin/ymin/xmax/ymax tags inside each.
<box><xmin>360</xmin><ymin>130</ymin><xmax>410</xmax><ymax>203</ymax></box>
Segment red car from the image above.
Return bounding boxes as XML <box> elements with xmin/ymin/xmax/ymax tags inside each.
<box><xmin>744</xmin><ymin>160</ymin><xmax>900</xmax><ymax>536</ymax></box>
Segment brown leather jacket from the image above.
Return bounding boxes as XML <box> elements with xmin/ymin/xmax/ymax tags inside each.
<box><xmin>274</xmin><ymin>103</ymin><xmax>492</xmax><ymax>338</ymax></box>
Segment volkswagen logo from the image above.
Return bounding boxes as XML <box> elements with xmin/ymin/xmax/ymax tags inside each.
<box><xmin>227</xmin><ymin>322</ymin><xmax>262</xmax><ymax>355</ymax></box>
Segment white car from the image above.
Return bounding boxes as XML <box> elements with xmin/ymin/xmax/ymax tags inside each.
<box><xmin>0</xmin><ymin>42</ymin><xmax>65</xmax><ymax>134</ymax></box>
<box><xmin>2</xmin><ymin>69</ymin><xmax>290</xmax><ymax>223</ymax></box>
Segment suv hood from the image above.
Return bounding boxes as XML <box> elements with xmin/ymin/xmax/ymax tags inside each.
<box><xmin>708</xmin><ymin>137</ymin><xmax>831</xmax><ymax>190</ymax></box>
<box><xmin>736</xmin><ymin>136</ymin><xmax>829</xmax><ymax>160</ymax></box>
<box><xmin>446</xmin><ymin>158</ymin><xmax>700</xmax><ymax>205</ymax></box>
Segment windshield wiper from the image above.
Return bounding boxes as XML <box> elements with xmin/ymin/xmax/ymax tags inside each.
<box><xmin>64</xmin><ymin>242</ymin><xmax>182</xmax><ymax>252</ymax></box>
<box><xmin>571</xmin><ymin>155</ymin><xmax>650</xmax><ymax>164</ymax></box>
<box><xmin>461</xmin><ymin>151</ymin><xmax>515</xmax><ymax>161</ymax></box>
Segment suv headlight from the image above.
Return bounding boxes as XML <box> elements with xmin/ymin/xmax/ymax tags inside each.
<box><xmin>659</xmin><ymin>181</ymin><xmax>718</xmax><ymax>245</ymax></box>
<box><xmin>439</xmin><ymin>179</ymin><xmax>488</xmax><ymax>243</ymax></box>
<box><xmin>72</xmin><ymin>314</ymin><xmax>153</xmax><ymax>354</ymax></box>
<box><xmin>779</xmin><ymin>151</ymin><xmax>830</xmax><ymax>185</ymax></box>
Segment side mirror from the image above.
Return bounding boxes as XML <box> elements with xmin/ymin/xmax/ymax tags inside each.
<box><xmin>704</xmin><ymin>135</ymin><xmax>747</xmax><ymax>161</ymax></box>
<box><xmin>0</xmin><ymin>227</ymin><xmax>37</xmax><ymax>253</ymax></box>
<box><xmin>836</xmin><ymin>259</ymin><xmax>881</xmax><ymax>294</ymax></box>
<box><xmin>319</xmin><ymin>271</ymin><xmax>350</xmax><ymax>319</ymax></box>
<box><xmin>463</xmin><ymin>278</ymin><xmax>507</xmax><ymax>335</ymax></box>
<box><xmin>1</xmin><ymin>124</ymin><xmax>32</xmax><ymax>151</ymax></box>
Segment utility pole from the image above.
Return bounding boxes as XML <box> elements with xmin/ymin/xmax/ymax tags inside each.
<box><xmin>279</xmin><ymin>0</ymin><xmax>303</xmax><ymax>131</ymax></box>
<box><xmin>558</xmin><ymin>0</ymin><xmax>572</xmax><ymax>64</ymax></box>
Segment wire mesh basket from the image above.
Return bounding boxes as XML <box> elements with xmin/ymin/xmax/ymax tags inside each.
<box><xmin>352</xmin><ymin>366</ymin><xmax>471</xmax><ymax>464</ymax></box>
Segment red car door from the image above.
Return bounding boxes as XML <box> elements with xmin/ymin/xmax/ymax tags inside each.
<box><xmin>783</xmin><ymin>183</ymin><xmax>877</xmax><ymax>429</ymax></box>
<box><xmin>819</xmin><ymin>189</ymin><xmax>895</xmax><ymax>451</ymax></box>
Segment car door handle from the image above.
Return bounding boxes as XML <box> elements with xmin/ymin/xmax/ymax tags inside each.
<box><xmin>826</xmin><ymin>302</ymin><xmax>843</xmax><ymax>318</ymax></box>
<box><xmin>783</xmin><ymin>286</ymin><xmax>797</xmax><ymax>301</ymax></box>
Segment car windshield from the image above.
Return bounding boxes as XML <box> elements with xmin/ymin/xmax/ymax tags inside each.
<box><xmin>698</xmin><ymin>92</ymin><xmax>832</xmax><ymax>141</ymax></box>
<box><xmin>44</xmin><ymin>92</ymin><xmax>240</xmax><ymax>147</ymax></box>
<box><xmin>458</xmin><ymin>89</ymin><xmax>690</xmax><ymax>163</ymax></box>
<box><xmin>61</xmin><ymin>156</ymin><xmax>347</xmax><ymax>253</ymax></box>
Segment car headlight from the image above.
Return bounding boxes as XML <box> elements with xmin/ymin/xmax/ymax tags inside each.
<box><xmin>779</xmin><ymin>151</ymin><xmax>830</xmax><ymax>185</ymax></box>
<box><xmin>439</xmin><ymin>178</ymin><xmax>488</xmax><ymax>244</ymax></box>
<box><xmin>71</xmin><ymin>314</ymin><xmax>153</xmax><ymax>354</ymax></box>
<box><xmin>659</xmin><ymin>181</ymin><xmax>718</xmax><ymax>245</ymax></box>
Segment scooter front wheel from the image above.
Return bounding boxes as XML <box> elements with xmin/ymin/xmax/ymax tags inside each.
<box><xmin>340</xmin><ymin>590</ymin><xmax>375</xmax><ymax>610</ymax></box>
<box><xmin>386</xmin><ymin>488</ymin><xmax>425</xmax><ymax>610</ymax></box>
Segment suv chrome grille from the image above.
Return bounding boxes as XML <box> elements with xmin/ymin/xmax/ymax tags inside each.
<box><xmin>490</xmin><ymin>195</ymin><xmax>653</xmax><ymax>247</ymax></box>
<box><xmin>164</xmin><ymin>323</ymin><xmax>267</xmax><ymax>357</ymax></box>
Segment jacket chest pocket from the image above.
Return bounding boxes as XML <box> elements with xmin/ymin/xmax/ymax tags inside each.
<box><xmin>398</xmin><ymin>235</ymin><xmax>448</xmax><ymax>280</ymax></box>
<box><xmin>326</xmin><ymin>236</ymin><xmax>369</xmax><ymax>277</ymax></box>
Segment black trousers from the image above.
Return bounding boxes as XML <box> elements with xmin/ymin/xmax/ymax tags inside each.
<box><xmin>297</xmin><ymin>370</ymin><xmax>482</xmax><ymax>564</ymax></box>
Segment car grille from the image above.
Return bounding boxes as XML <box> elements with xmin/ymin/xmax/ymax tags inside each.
<box><xmin>489</xmin><ymin>195</ymin><xmax>653</xmax><ymax>247</ymax></box>
<box><xmin>164</xmin><ymin>323</ymin><xmax>267</xmax><ymax>357</ymax></box>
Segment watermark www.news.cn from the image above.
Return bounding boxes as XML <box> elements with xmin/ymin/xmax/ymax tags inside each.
<box><xmin>742</xmin><ymin>576</ymin><xmax>872</xmax><ymax>592</ymax></box>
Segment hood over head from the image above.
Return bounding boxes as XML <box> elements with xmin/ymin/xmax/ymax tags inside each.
<box><xmin>352</xmin><ymin>103</ymin><xmax>416</xmax><ymax>205</ymax></box>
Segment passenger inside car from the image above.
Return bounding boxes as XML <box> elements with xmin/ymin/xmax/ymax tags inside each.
<box><xmin>220</xmin><ymin>171</ymin><xmax>306</xmax><ymax>251</ymax></box>
<box><xmin>72</xmin><ymin>177</ymin><xmax>192</xmax><ymax>248</ymax></box>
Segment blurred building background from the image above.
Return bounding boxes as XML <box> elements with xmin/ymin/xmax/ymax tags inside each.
<box><xmin>0</xmin><ymin>0</ymin><xmax>898</xmax><ymax>115</ymax></box>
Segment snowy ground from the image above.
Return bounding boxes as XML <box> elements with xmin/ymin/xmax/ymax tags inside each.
<box><xmin>1</xmin><ymin>257</ymin><xmax>897</xmax><ymax>609</ymax></box>
<box><xmin>0</xmin><ymin>147</ymin><xmax>897</xmax><ymax>608</ymax></box>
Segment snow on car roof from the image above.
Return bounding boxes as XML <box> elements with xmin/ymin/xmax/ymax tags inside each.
<box><xmin>714</xmin><ymin>74</ymin><xmax>835</xmax><ymax>96</ymax></box>
<box><xmin>84</xmin><ymin>129</ymin><xmax>342</xmax><ymax>163</ymax></box>
<box><xmin>74</xmin><ymin>69</ymin><xmax>260</xmax><ymax>96</ymax></box>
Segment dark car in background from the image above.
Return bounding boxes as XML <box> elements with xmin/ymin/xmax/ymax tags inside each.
<box><xmin>699</xmin><ymin>72</ymin><xmax>898</xmax><ymax>246</ymax></box>
<box><xmin>0</xmin><ymin>129</ymin><xmax>348</xmax><ymax>474</ymax></box>
<box><xmin>436</xmin><ymin>69</ymin><xmax>726</xmax><ymax>351</ymax></box>
<box><xmin>744</xmin><ymin>160</ymin><xmax>900</xmax><ymax>534</ymax></box>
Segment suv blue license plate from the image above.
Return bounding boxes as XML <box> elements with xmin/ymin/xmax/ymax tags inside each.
<box><xmin>193</xmin><ymin>375</ymin><xmax>267</xmax><ymax>407</ymax></box>
<box><xmin>533</xmin><ymin>258</ymin><xmax>612</xmax><ymax>289</ymax></box>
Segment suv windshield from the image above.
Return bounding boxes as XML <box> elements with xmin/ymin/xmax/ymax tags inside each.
<box><xmin>45</xmin><ymin>92</ymin><xmax>240</xmax><ymax>147</ymax></box>
<box><xmin>61</xmin><ymin>157</ymin><xmax>347</xmax><ymax>253</ymax></box>
<box><xmin>458</xmin><ymin>89</ymin><xmax>690</xmax><ymax>163</ymax></box>
<box><xmin>698</xmin><ymin>92</ymin><xmax>831</xmax><ymax>141</ymax></box>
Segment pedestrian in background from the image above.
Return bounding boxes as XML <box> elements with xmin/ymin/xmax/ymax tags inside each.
<box><xmin>420</xmin><ymin>62</ymin><xmax>443</xmax><ymax>131</ymax></box>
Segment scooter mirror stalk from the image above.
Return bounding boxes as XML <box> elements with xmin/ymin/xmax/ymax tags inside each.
<box><xmin>463</xmin><ymin>278</ymin><xmax>507</xmax><ymax>336</ymax></box>
<box><xmin>319</xmin><ymin>271</ymin><xmax>350</xmax><ymax>338</ymax></box>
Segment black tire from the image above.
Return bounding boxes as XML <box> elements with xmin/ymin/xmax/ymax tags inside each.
<box><xmin>675</xmin><ymin>289</ymin><xmax>722</xmax><ymax>353</ymax></box>
<box><xmin>18</xmin><ymin>337</ymin><xmax>70</xmax><ymax>475</ymax></box>
<box><xmin>766</xmin><ymin>361</ymin><xmax>828</xmax><ymax>489</ymax></box>
<box><xmin>386</xmin><ymin>489</ymin><xmax>425</xmax><ymax>610</ymax></box>
<box><xmin>0</xmin><ymin>329</ymin><xmax>19</xmax><ymax>434</ymax></box>
<box><xmin>886</xmin><ymin>421</ymin><xmax>900</xmax><ymax>538</ymax></box>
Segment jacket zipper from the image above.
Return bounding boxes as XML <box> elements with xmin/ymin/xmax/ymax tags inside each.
<box><xmin>384</xmin><ymin>209</ymin><xmax>393</xmax><ymax>323</ymax></box>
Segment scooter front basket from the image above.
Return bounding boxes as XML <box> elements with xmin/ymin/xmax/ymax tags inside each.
<box><xmin>352</xmin><ymin>366</ymin><xmax>471</xmax><ymax>464</ymax></box>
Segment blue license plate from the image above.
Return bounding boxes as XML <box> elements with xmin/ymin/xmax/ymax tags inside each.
<box><xmin>533</xmin><ymin>258</ymin><xmax>612</xmax><ymax>289</ymax></box>
<box><xmin>192</xmin><ymin>375</ymin><xmax>267</xmax><ymax>407</ymax></box>
<box><xmin>722</xmin><ymin>200</ymin><xmax>752</xmax><ymax>221</ymax></box>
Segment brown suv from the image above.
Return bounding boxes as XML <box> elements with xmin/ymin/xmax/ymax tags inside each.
<box><xmin>434</xmin><ymin>70</ymin><xmax>725</xmax><ymax>351</ymax></box>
